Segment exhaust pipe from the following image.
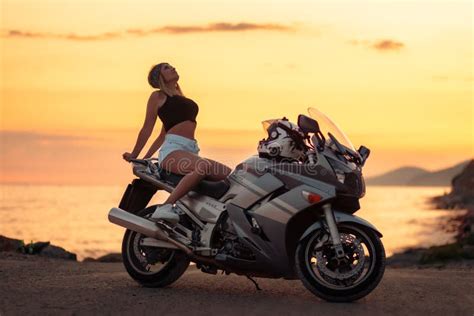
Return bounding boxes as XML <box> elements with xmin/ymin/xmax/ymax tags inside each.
<box><xmin>108</xmin><ymin>207</ymin><xmax>192</xmax><ymax>255</ymax></box>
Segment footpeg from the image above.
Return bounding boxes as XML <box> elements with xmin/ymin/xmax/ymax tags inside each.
<box><xmin>199</xmin><ymin>264</ymin><xmax>218</xmax><ymax>275</ymax></box>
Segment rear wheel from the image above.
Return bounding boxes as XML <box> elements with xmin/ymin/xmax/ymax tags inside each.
<box><xmin>121</xmin><ymin>206</ymin><xmax>190</xmax><ymax>287</ymax></box>
<box><xmin>295</xmin><ymin>223</ymin><xmax>385</xmax><ymax>302</ymax></box>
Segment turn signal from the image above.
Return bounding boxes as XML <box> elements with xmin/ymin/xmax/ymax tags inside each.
<box><xmin>302</xmin><ymin>191</ymin><xmax>322</xmax><ymax>204</ymax></box>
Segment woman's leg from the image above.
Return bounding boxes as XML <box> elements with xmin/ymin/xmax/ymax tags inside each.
<box><xmin>202</xmin><ymin>157</ymin><xmax>233</xmax><ymax>181</ymax></box>
<box><xmin>160</xmin><ymin>151</ymin><xmax>232</xmax><ymax>204</ymax></box>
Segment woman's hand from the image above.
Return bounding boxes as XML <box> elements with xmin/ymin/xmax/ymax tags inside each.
<box><xmin>122</xmin><ymin>152</ymin><xmax>136</xmax><ymax>162</ymax></box>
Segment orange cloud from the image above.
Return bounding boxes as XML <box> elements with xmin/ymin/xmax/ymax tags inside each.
<box><xmin>372</xmin><ymin>40</ymin><xmax>404</xmax><ymax>51</ymax></box>
<box><xmin>349</xmin><ymin>39</ymin><xmax>405</xmax><ymax>52</ymax></box>
<box><xmin>7</xmin><ymin>30</ymin><xmax>45</xmax><ymax>38</ymax></box>
<box><xmin>3</xmin><ymin>22</ymin><xmax>295</xmax><ymax>41</ymax></box>
<box><xmin>6</xmin><ymin>30</ymin><xmax>121</xmax><ymax>41</ymax></box>
<box><xmin>159</xmin><ymin>22</ymin><xmax>292</xmax><ymax>33</ymax></box>
<box><xmin>64</xmin><ymin>32</ymin><xmax>122</xmax><ymax>41</ymax></box>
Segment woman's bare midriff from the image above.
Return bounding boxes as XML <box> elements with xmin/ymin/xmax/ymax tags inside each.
<box><xmin>166</xmin><ymin>120</ymin><xmax>197</xmax><ymax>140</ymax></box>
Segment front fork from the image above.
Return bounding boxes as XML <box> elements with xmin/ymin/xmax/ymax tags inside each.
<box><xmin>322</xmin><ymin>204</ymin><xmax>346</xmax><ymax>258</ymax></box>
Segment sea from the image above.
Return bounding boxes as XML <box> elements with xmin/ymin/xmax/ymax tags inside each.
<box><xmin>0</xmin><ymin>184</ymin><xmax>465</xmax><ymax>260</ymax></box>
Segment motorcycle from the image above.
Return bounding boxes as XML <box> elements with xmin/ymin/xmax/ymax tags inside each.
<box><xmin>108</xmin><ymin>107</ymin><xmax>385</xmax><ymax>302</ymax></box>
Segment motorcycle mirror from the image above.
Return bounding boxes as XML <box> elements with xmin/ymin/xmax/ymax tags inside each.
<box><xmin>358</xmin><ymin>145</ymin><xmax>370</xmax><ymax>166</ymax></box>
<box><xmin>299</xmin><ymin>114</ymin><xmax>326</xmax><ymax>151</ymax></box>
<box><xmin>298</xmin><ymin>114</ymin><xmax>320</xmax><ymax>134</ymax></box>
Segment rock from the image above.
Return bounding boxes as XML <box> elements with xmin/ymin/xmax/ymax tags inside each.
<box><xmin>451</xmin><ymin>160</ymin><xmax>474</xmax><ymax>201</ymax></box>
<box><xmin>420</xmin><ymin>244</ymin><xmax>464</xmax><ymax>264</ymax></box>
<box><xmin>433</xmin><ymin>160</ymin><xmax>474</xmax><ymax>210</ymax></box>
<box><xmin>83</xmin><ymin>253</ymin><xmax>122</xmax><ymax>263</ymax></box>
<box><xmin>461</xmin><ymin>244</ymin><xmax>474</xmax><ymax>256</ymax></box>
<box><xmin>387</xmin><ymin>248</ymin><xmax>425</xmax><ymax>267</ymax></box>
<box><xmin>39</xmin><ymin>245</ymin><xmax>77</xmax><ymax>261</ymax></box>
<box><xmin>97</xmin><ymin>253</ymin><xmax>122</xmax><ymax>262</ymax></box>
<box><xmin>1</xmin><ymin>236</ymin><xmax>77</xmax><ymax>261</ymax></box>
<box><xmin>82</xmin><ymin>257</ymin><xmax>96</xmax><ymax>262</ymax></box>
<box><xmin>20</xmin><ymin>241</ymin><xmax>50</xmax><ymax>254</ymax></box>
<box><xmin>0</xmin><ymin>235</ymin><xmax>23</xmax><ymax>252</ymax></box>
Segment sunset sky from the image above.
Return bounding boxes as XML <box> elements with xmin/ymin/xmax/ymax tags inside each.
<box><xmin>1</xmin><ymin>0</ymin><xmax>472</xmax><ymax>184</ymax></box>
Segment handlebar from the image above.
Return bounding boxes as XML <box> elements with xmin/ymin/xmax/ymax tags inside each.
<box><xmin>128</xmin><ymin>157</ymin><xmax>158</xmax><ymax>164</ymax></box>
<box><xmin>128</xmin><ymin>158</ymin><xmax>147</xmax><ymax>165</ymax></box>
<box><xmin>128</xmin><ymin>158</ymin><xmax>160</xmax><ymax>174</ymax></box>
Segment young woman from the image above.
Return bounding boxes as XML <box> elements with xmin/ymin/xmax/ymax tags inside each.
<box><xmin>122</xmin><ymin>63</ymin><xmax>232</xmax><ymax>224</ymax></box>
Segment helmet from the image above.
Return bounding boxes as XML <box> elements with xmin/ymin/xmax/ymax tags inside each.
<box><xmin>257</xmin><ymin>117</ymin><xmax>306</xmax><ymax>161</ymax></box>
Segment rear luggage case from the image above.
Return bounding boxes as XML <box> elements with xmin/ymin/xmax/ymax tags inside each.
<box><xmin>118</xmin><ymin>179</ymin><xmax>158</xmax><ymax>214</ymax></box>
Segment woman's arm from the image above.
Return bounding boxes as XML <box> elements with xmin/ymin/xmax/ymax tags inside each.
<box><xmin>123</xmin><ymin>92</ymin><xmax>160</xmax><ymax>161</ymax></box>
<box><xmin>143</xmin><ymin>125</ymin><xmax>166</xmax><ymax>159</ymax></box>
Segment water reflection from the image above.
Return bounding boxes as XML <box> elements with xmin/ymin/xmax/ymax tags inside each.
<box><xmin>359</xmin><ymin>186</ymin><xmax>465</xmax><ymax>255</ymax></box>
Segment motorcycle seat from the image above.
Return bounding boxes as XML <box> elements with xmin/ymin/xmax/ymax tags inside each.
<box><xmin>157</xmin><ymin>166</ymin><xmax>230</xmax><ymax>200</ymax></box>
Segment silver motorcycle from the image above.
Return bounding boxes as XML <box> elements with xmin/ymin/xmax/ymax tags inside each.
<box><xmin>108</xmin><ymin>107</ymin><xmax>385</xmax><ymax>302</ymax></box>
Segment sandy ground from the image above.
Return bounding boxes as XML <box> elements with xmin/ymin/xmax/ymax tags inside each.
<box><xmin>0</xmin><ymin>253</ymin><xmax>473</xmax><ymax>316</ymax></box>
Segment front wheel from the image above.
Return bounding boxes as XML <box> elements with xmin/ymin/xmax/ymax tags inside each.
<box><xmin>295</xmin><ymin>223</ymin><xmax>385</xmax><ymax>302</ymax></box>
<box><xmin>121</xmin><ymin>206</ymin><xmax>190</xmax><ymax>287</ymax></box>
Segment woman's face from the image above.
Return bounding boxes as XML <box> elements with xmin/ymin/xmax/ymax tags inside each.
<box><xmin>160</xmin><ymin>63</ymin><xmax>179</xmax><ymax>82</ymax></box>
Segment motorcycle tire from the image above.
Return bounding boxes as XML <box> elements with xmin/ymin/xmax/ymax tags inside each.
<box><xmin>295</xmin><ymin>223</ymin><xmax>385</xmax><ymax>302</ymax></box>
<box><xmin>121</xmin><ymin>206</ymin><xmax>190</xmax><ymax>288</ymax></box>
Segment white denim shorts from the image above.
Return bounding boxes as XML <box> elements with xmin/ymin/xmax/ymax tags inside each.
<box><xmin>158</xmin><ymin>134</ymin><xmax>200</xmax><ymax>165</ymax></box>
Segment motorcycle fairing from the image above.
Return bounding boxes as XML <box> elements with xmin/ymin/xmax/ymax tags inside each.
<box><xmin>225</xmin><ymin>203</ymin><xmax>281</xmax><ymax>276</ymax></box>
<box><xmin>230</xmin><ymin>172</ymin><xmax>285</xmax><ymax>209</ymax></box>
<box><xmin>225</xmin><ymin>177</ymin><xmax>336</xmax><ymax>277</ymax></box>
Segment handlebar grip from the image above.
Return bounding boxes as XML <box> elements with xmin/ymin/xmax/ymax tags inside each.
<box><xmin>129</xmin><ymin>158</ymin><xmax>147</xmax><ymax>165</ymax></box>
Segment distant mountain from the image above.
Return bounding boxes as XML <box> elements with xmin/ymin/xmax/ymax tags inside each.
<box><xmin>408</xmin><ymin>161</ymin><xmax>472</xmax><ymax>186</ymax></box>
<box><xmin>366</xmin><ymin>160</ymin><xmax>471</xmax><ymax>186</ymax></box>
<box><xmin>366</xmin><ymin>167</ymin><xmax>429</xmax><ymax>186</ymax></box>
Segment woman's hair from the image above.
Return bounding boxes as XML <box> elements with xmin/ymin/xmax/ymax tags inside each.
<box><xmin>148</xmin><ymin>63</ymin><xmax>184</xmax><ymax>96</ymax></box>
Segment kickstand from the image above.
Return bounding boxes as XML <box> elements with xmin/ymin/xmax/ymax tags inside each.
<box><xmin>246</xmin><ymin>275</ymin><xmax>262</xmax><ymax>291</ymax></box>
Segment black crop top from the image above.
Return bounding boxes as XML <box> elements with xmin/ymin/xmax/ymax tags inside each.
<box><xmin>157</xmin><ymin>94</ymin><xmax>199</xmax><ymax>132</ymax></box>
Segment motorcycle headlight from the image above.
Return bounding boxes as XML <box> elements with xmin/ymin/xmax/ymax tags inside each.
<box><xmin>334</xmin><ymin>168</ymin><xmax>346</xmax><ymax>184</ymax></box>
<box><xmin>326</xmin><ymin>156</ymin><xmax>352</xmax><ymax>184</ymax></box>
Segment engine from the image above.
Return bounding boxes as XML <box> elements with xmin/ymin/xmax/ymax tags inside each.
<box><xmin>212</xmin><ymin>213</ymin><xmax>255</xmax><ymax>261</ymax></box>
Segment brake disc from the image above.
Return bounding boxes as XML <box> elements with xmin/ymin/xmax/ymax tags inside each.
<box><xmin>133</xmin><ymin>234</ymin><xmax>171</xmax><ymax>266</ymax></box>
<box><xmin>313</xmin><ymin>233</ymin><xmax>365</xmax><ymax>284</ymax></box>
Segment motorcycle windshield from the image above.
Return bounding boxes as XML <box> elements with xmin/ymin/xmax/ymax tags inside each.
<box><xmin>307</xmin><ymin>107</ymin><xmax>356</xmax><ymax>152</ymax></box>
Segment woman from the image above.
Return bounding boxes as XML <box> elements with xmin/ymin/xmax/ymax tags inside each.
<box><xmin>122</xmin><ymin>63</ymin><xmax>232</xmax><ymax>224</ymax></box>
